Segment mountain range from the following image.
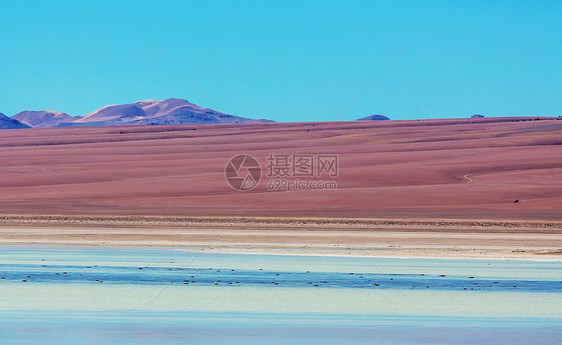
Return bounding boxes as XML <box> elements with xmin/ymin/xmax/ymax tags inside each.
<box><xmin>2</xmin><ymin>98</ymin><xmax>397</xmax><ymax>130</ymax></box>
<box><xmin>3</xmin><ymin>98</ymin><xmax>273</xmax><ymax>129</ymax></box>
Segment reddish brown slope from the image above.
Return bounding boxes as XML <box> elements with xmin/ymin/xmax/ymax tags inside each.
<box><xmin>0</xmin><ymin>117</ymin><xmax>561</xmax><ymax>220</ymax></box>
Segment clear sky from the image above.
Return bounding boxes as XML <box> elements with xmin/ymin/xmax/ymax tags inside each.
<box><xmin>1</xmin><ymin>0</ymin><xmax>561</xmax><ymax>121</ymax></box>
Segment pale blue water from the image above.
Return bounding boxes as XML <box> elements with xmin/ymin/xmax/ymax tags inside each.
<box><xmin>0</xmin><ymin>245</ymin><xmax>561</xmax><ymax>344</ymax></box>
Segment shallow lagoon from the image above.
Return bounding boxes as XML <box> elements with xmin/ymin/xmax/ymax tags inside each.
<box><xmin>0</xmin><ymin>245</ymin><xmax>561</xmax><ymax>344</ymax></box>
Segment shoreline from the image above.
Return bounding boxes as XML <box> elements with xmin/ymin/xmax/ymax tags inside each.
<box><xmin>2</xmin><ymin>214</ymin><xmax>561</xmax><ymax>228</ymax></box>
<box><xmin>1</xmin><ymin>242</ymin><xmax>561</xmax><ymax>262</ymax></box>
<box><xmin>1</xmin><ymin>214</ymin><xmax>561</xmax><ymax>261</ymax></box>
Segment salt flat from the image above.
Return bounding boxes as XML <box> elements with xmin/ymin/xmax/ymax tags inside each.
<box><xmin>0</xmin><ymin>245</ymin><xmax>560</xmax><ymax>345</ymax></box>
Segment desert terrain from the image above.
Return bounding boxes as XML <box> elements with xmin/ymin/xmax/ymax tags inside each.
<box><xmin>1</xmin><ymin>117</ymin><xmax>561</xmax><ymax>258</ymax></box>
<box><xmin>0</xmin><ymin>117</ymin><xmax>560</xmax><ymax>218</ymax></box>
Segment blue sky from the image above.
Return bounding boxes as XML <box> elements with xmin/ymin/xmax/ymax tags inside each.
<box><xmin>1</xmin><ymin>0</ymin><xmax>561</xmax><ymax>121</ymax></box>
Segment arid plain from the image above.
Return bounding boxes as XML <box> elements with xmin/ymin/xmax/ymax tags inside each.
<box><xmin>1</xmin><ymin>117</ymin><xmax>561</xmax><ymax>259</ymax></box>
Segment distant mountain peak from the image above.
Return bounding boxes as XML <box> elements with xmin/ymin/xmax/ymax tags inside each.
<box><xmin>133</xmin><ymin>99</ymin><xmax>159</xmax><ymax>106</ymax></box>
<box><xmin>58</xmin><ymin>98</ymin><xmax>273</xmax><ymax>127</ymax></box>
<box><xmin>1</xmin><ymin>112</ymin><xmax>30</xmax><ymax>129</ymax></box>
<box><xmin>11</xmin><ymin>110</ymin><xmax>72</xmax><ymax>128</ymax></box>
<box><xmin>356</xmin><ymin>114</ymin><xmax>390</xmax><ymax>121</ymax></box>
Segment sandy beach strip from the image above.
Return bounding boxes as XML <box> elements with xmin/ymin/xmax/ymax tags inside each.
<box><xmin>1</xmin><ymin>214</ymin><xmax>561</xmax><ymax>260</ymax></box>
